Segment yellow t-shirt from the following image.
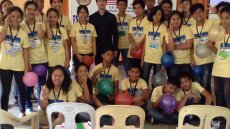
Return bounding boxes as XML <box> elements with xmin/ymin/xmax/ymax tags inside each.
<box><xmin>116</xmin><ymin>14</ymin><xmax>133</xmax><ymax>49</ymax></box>
<box><xmin>165</xmin><ymin>25</ymin><xmax>193</xmax><ymax>64</ymax></box>
<box><xmin>150</xmin><ymin>86</ymin><xmax>163</xmax><ymax>103</ymax></box>
<box><xmin>43</xmin><ymin>85</ymin><xmax>76</xmax><ymax>104</ymax></box>
<box><xmin>190</xmin><ymin>20</ymin><xmax>214</xmax><ymax>65</ymax></box>
<box><xmin>176</xmin><ymin>82</ymin><xmax>204</xmax><ymax>103</ymax></box>
<box><xmin>45</xmin><ymin>27</ymin><xmax>68</xmax><ymax>67</ymax></box>
<box><xmin>69</xmin><ymin>22</ymin><xmax>97</xmax><ymax>54</ymax></box>
<box><xmin>59</xmin><ymin>14</ymin><xmax>71</xmax><ymax>32</ymax></box>
<box><xmin>183</xmin><ymin>16</ymin><xmax>196</xmax><ymax>26</ymax></box>
<box><xmin>144</xmin><ymin>23</ymin><xmax>167</xmax><ymax>64</ymax></box>
<box><xmin>0</xmin><ymin>26</ymin><xmax>30</xmax><ymax>71</ymax></box>
<box><xmin>128</xmin><ymin>16</ymin><xmax>150</xmax><ymax>58</ymax></box>
<box><xmin>121</xmin><ymin>78</ymin><xmax>148</xmax><ymax>96</ymax></box>
<box><xmin>71</xmin><ymin>80</ymin><xmax>84</xmax><ymax>98</ymax></box>
<box><xmin>212</xmin><ymin>34</ymin><xmax>230</xmax><ymax>78</ymax></box>
<box><xmin>21</xmin><ymin>21</ymin><xmax>48</xmax><ymax>64</ymax></box>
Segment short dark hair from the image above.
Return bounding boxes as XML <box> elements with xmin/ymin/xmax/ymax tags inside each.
<box><xmin>117</xmin><ymin>0</ymin><xmax>128</xmax><ymax>5</ymax></box>
<box><xmin>147</xmin><ymin>6</ymin><xmax>165</xmax><ymax>22</ymax></box>
<box><xmin>128</xmin><ymin>64</ymin><xmax>141</xmax><ymax>71</ymax></box>
<box><xmin>168</xmin><ymin>10</ymin><xmax>184</xmax><ymax>28</ymax></box>
<box><xmin>190</xmin><ymin>3</ymin><xmax>204</xmax><ymax>15</ymax></box>
<box><xmin>181</xmin><ymin>0</ymin><xmax>192</xmax><ymax>6</ymax></box>
<box><xmin>0</xmin><ymin>0</ymin><xmax>13</xmax><ymax>14</ymax></box>
<box><xmin>46</xmin><ymin>65</ymin><xmax>72</xmax><ymax>94</ymax></box>
<box><xmin>24</xmin><ymin>1</ymin><xmax>38</xmax><ymax>11</ymax></box>
<box><xmin>160</xmin><ymin>0</ymin><xmax>173</xmax><ymax>8</ymax></box>
<box><xmin>50</xmin><ymin>0</ymin><xmax>63</xmax><ymax>4</ymax></box>
<box><xmin>216</xmin><ymin>1</ymin><xmax>230</xmax><ymax>12</ymax></box>
<box><xmin>179</xmin><ymin>72</ymin><xmax>193</xmax><ymax>81</ymax></box>
<box><xmin>167</xmin><ymin>77</ymin><xmax>180</xmax><ymax>87</ymax></box>
<box><xmin>220</xmin><ymin>6</ymin><xmax>230</xmax><ymax>15</ymax></box>
<box><xmin>77</xmin><ymin>5</ymin><xmax>89</xmax><ymax>15</ymax></box>
<box><xmin>8</xmin><ymin>6</ymin><xmax>24</xmax><ymax>19</ymax></box>
<box><xmin>102</xmin><ymin>46</ymin><xmax>114</xmax><ymax>54</ymax></box>
<box><xmin>132</xmin><ymin>0</ymin><xmax>145</xmax><ymax>9</ymax></box>
<box><xmin>46</xmin><ymin>8</ymin><xmax>62</xmax><ymax>34</ymax></box>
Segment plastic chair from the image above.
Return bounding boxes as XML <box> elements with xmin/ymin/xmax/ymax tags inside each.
<box><xmin>0</xmin><ymin>109</ymin><xmax>39</xmax><ymax>129</ymax></box>
<box><xmin>46</xmin><ymin>102</ymin><xmax>95</xmax><ymax>129</ymax></box>
<box><xmin>177</xmin><ymin>105</ymin><xmax>230</xmax><ymax>129</ymax></box>
<box><xmin>95</xmin><ymin>105</ymin><xmax>145</xmax><ymax>129</ymax></box>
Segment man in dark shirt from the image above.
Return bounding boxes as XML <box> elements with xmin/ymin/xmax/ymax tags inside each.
<box><xmin>89</xmin><ymin>0</ymin><xmax>119</xmax><ymax>65</ymax></box>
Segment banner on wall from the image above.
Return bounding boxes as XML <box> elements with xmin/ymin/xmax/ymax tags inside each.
<box><xmin>69</xmin><ymin>0</ymin><xmax>177</xmax><ymax>23</ymax></box>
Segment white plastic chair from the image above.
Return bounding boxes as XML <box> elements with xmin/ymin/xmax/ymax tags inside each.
<box><xmin>95</xmin><ymin>105</ymin><xmax>145</xmax><ymax>129</ymax></box>
<box><xmin>0</xmin><ymin>109</ymin><xmax>39</xmax><ymax>129</ymax></box>
<box><xmin>46</xmin><ymin>102</ymin><xmax>95</xmax><ymax>129</ymax></box>
<box><xmin>177</xmin><ymin>105</ymin><xmax>230</xmax><ymax>129</ymax></box>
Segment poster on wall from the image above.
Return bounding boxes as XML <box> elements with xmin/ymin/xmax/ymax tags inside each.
<box><xmin>69</xmin><ymin>0</ymin><xmax>177</xmax><ymax>23</ymax></box>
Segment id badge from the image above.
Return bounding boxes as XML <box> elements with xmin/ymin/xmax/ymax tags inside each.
<box><xmin>218</xmin><ymin>50</ymin><xmax>228</xmax><ymax>60</ymax></box>
<box><xmin>119</xmin><ymin>31</ymin><xmax>126</xmax><ymax>36</ymax></box>
<box><xmin>5</xmin><ymin>49</ymin><xmax>16</xmax><ymax>56</ymax></box>
<box><xmin>30</xmin><ymin>40</ymin><xmax>37</xmax><ymax>48</ymax></box>
<box><xmin>149</xmin><ymin>39</ymin><xmax>159</xmax><ymax>49</ymax></box>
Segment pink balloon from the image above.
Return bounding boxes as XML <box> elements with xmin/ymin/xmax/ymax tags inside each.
<box><xmin>23</xmin><ymin>72</ymin><xmax>38</xmax><ymax>87</ymax></box>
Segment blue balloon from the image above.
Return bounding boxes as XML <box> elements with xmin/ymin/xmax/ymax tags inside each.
<box><xmin>192</xmin><ymin>66</ymin><xmax>203</xmax><ymax>76</ymax></box>
<box><xmin>161</xmin><ymin>52</ymin><xmax>174</xmax><ymax>68</ymax></box>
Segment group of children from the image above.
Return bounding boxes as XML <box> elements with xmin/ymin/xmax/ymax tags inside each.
<box><xmin>0</xmin><ymin>0</ymin><xmax>230</xmax><ymax>128</ymax></box>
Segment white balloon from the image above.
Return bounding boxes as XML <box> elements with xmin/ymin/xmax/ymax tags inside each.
<box><xmin>208</xmin><ymin>25</ymin><xmax>225</xmax><ymax>42</ymax></box>
<box><xmin>196</xmin><ymin>44</ymin><xmax>211</xmax><ymax>58</ymax></box>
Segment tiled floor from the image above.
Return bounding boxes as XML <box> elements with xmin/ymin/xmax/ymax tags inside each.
<box><xmin>1</xmin><ymin>64</ymin><xmax>177</xmax><ymax>129</ymax></box>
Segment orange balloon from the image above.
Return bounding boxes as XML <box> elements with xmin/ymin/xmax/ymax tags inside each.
<box><xmin>82</xmin><ymin>55</ymin><xmax>94</xmax><ymax>67</ymax></box>
<box><xmin>130</xmin><ymin>46</ymin><xmax>143</xmax><ymax>59</ymax></box>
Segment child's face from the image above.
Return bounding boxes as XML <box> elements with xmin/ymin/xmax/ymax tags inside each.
<box><xmin>37</xmin><ymin>0</ymin><xmax>44</xmax><ymax>12</ymax></box>
<box><xmin>102</xmin><ymin>50</ymin><xmax>114</xmax><ymax>64</ymax></box>
<box><xmin>134</xmin><ymin>4</ymin><xmax>144</xmax><ymax>17</ymax></box>
<box><xmin>182</xmin><ymin>1</ymin><xmax>191</xmax><ymax>12</ymax></box>
<box><xmin>47</xmin><ymin>11</ymin><xmax>59</xmax><ymax>26</ymax></box>
<box><xmin>51</xmin><ymin>0</ymin><xmax>63</xmax><ymax>12</ymax></box>
<box><xmin>1</xmin><ymin>1</ymin><xmax>13</xmax><ymax>14</ymax></box>
<box><xmin>164</xmin><ymin>84</ymin><xmax>177</xmax><ymax>94</ymax></box>
<box><xmin>9</xmin><ymin>11</ymin><xmax>22</xmax><ymax>27</ymax></box>
<box><xmin>145</xmin><ymin>0</ymin><xmax>155</xmax><ymax>10</ymax></box>
<box><xmin>117</xmin><ymin>1</ymin><xmax>127</xmax><ymax>13</ymax></box>
<box><xmin>220</xmin><ymin>12</ymin><xmax>230</xmax><ymax>28</ymax></box>
<box><xmin>152</xmin><ymin>10</ymin><xmax>162</xmax><ymax>23</ymax></box>
<box><xmin>180</xmin><ymin>77</ymin><xmax>192</xmax><ymax>91</ymax></box>
<box><xmin>170</xmin><ymin>14</ymin><xmax>182</xmax><ymax>28</ymax></box>
<box><xmin>76</xmin><ymin>66</ymin><xmax>88</xmax><ymax>79</ymax></box>
<box><xmin>78</xmin><ymin>8</ymin><xmax>88</xmax><ymax>21</ymax></box>
<box><xmin>192</xmin><ymin>8</ymin><xmax>205</xmax><ymax>23</ymax></box>
<box><xmin>162</xmin><ymin>3</ymin><xmax>172</xmax><ymax>15</ymax></box>
<box><xmin>25</xmin><ymin>4</ymin><xmax>37</xmax><ymax>20</ymax></box>
<box><xmin>128</xmin><ymin>68</ymin><xmax>140</xmax><ymax>82</ymax></box>
<box><xmin>97</xmin><ymin>0</ymin><xmax>107</xmax><ymax>10</ymax></box>
<box><xmin>52</xmin><ymin>69</ymin><xmax>64</xmax><ymax>86</ymax></box>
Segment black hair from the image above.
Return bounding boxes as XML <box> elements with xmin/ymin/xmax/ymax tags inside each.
<box><xmin>190</xmin><ymin>3</ymin><xmax>204</xmax><ymax>15</ymax></box>
<box><xmin>167</xmin><ymin>77</ymin><xmax>180</xmax><ymax>88</ymax></box>
<box><xmin>117</xmin><ymin>0</ymin><xmax>128</xmax><ymax>5</ymax></box>
<box><xmin>7</xmin><ymin>6</ymin><xmax>24</xmax><ymax>19</ymax></box>
<box><xmin>96</xmin><ymin>0</ymin><xmax>107</xmax><ymax>3</ymax></box>
<box><xmin>167</xmin><ymin>10</ymin><xmax>184</xmax><ymax>28</ymax></box>
<box><xmin>24</xmin><ymin>1</ymin><xmax>38</xmax><ymax>11</ymax></box>
<box><xmin>46</xmin><ymin>8</ymin><xmax>62</xmax><ymax>34</ymax></box>
<box><xmin>160</xmin><ymin>0</ymin><xmax>173</xmax><ymax>8</ymax></box>
<box><xmin>0</xmin><ymin>0</ymin><xmax>13</xmax><ymax>14</ymax></box>
<box><xmin>46</xmin><ymin>65</ymin><xmax>72</xmax><ymax>94</ymax></box>
<box><xmin>220</xmin><ymin>6</ymin><xmax>230</xmax><ymax>15</ymax></box>
<box><xmin>181</xmin><ymin>0</ymin><xmax>192</xmax><ymax>6</ymax></box>
<box><xmin>179</xmin><ymin>72</ymin><xmax>193</xmax><ymax>81</ymax></box>
<box><xmin>128</xmin><ymin>64</ymin><xmax>141</xmax><ymax>71</ymax></box>
<box><xmin>216</xmin><ymin>1</ymin><xmax>230</xmax><ymax>12</ymax></box>
<box><xmin>147</xmin><ymin>6</ymin><xmax>165</xmax><ymax>22</ymax></box>
<box><xmin>50</xmin><ymin>0</ymin><xmax>63</xmax><ymax>4</ymax></box>
<box><xmin>102</xmin><ymin>46</ymin><xmax>114</xmax><ymax>54</ymax></box>
<box><xmin>132</xmin><ymin>0</ymin><xmax>145</xmax><ymax>9</ymax></box>
<box><xmin>77</xmin><ymin>5</ymin><xmax>89</xmax><ymax>15</ymax></box>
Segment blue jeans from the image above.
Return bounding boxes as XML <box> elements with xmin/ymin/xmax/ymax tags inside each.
<box><xmin>26</xmin><ymin>63</ymin><xmax>48</xmax><ymax>108</ymax></box>
<box><xmin>148</xmin><ymin>108</ymin><xmax>178</xmax><ymax>124</ymax></box>
<box><xmin>142</xmin><ymin>62</ymin><xmax>161</xmax><ymax>88</ymax></box>
<box><xmin>167</xmin><ymin>64</ymin><xmax>192</xmax><ymax>79</ymax></box>
<box><xmin>114</xmin><ymin>49</ymin><xmax>129</xmax><ymax>75</ymax></box>
<box><xmin>193</xmin><ymin>63</ymin><xmax>213</xmax><ymax>92</ymax></box>
<box><xmin>214</xmin><ymin>76</ymin><xmax>230</xmax><ymax>108</ymax></box>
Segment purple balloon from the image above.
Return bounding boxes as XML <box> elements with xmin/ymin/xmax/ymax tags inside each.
<box><xmin>33</xmin><ymin>65</ymin><xmax>47</xmax><ymax>76</ymax></box>
<box><xmin>160</xmin><ymin>94</ymin><xmax>177</xmax><ymax>113</ymax></box>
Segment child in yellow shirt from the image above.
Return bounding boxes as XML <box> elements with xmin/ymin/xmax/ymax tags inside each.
<box><xmin>178</xmin><ymin>0</ymin><xmax>196</xmax><ymax>26</ymax></box>
<box><xmin>33</xmin><ymin>0</ymin><xmax>46</xmax><ymax>22</ymax></box>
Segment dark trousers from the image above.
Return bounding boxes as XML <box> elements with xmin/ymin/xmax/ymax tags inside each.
<box><xmin>114</xmin><ymin>49</ymin><xmax>129</xmax><ymax>75</ymax></box>
<box><xmin>214</xmin><ymin>76</ymin><xmax>230</xmax><ymax>108</ymax></box>
<box><xmin>0</xmin><ymin>69</ymin><xmax>26</xmax><ymax>113</ymax></box>
<box><xmin>167</xmin><ymin>64</ymin><xmax>192</xmax><ymax>79</ymax></box>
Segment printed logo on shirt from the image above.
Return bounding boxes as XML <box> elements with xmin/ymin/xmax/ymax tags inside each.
<box><xmin>48</xmin><ymin>99</ymin><xmax>64</xmax><ymax>104</ymax></box>
<box><xmin>79</xmin><ymin>30</ymin><xmax>92</xmax><ymax>43</ymax></box>
<box><xmin>194</xmin><ymin>32</ymin><xmax>208</xmax><ymax>44</ymax></box>
<box><xmin>49</xmin><ymin>35</ymin><xmax>63</xmax><ymax>53</ymax></box>
<box><xmin>28</xmin><ymin>31</ymin><xmax>41</xmax><ymax>48</ymax></box>
<box><xmin>117</xmin><ymin>22</ymin><xmax>129</xmax><ymax>31</ymax></box>
<box><xmin>99</xmin><ymin>74</ymin><xmax>112</xmax><ymax>79</ymax></box>
<box><xmin>4</xmin><ymin>35</ymin><xmax>22</xmax><ymax>56</ymax></box>
<box><xmin>148</xmin><ymin>32</ymin><xmax>160</xmax><ymax>49</ymax></box>
<box><xmin>173</xmin><ymin>35</ymin><xmax>186</xmax><ymax>45</ymax></box>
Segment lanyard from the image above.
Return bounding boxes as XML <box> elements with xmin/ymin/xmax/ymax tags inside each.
<box><xmin>9</xmin><ymin>26</ymin><xmax>20</xmax><ymax>46</ymax></box>
<box><xmin>224</xmin><ymin>34</ymin><xmax>230</xmax><ymax>45</ymax></box>
<box><xmin>50</xmin><ymin>26</ymin><xmax>58</xmax><ymax>42</ymax></box>
<box><xmin>129</xmin><ymin>79</ymin><xmax>138</xmax><ymax>96</ymax></box>
<box><xmin>152</xmin><ymin>23</ymin><xmax>161</xmax><ymax>40</ymax></box>
<box><xmin>136</xmin><ymin>16</ymin><xmax>144</xmax><ymax>30</ymax></box>
<box><xmin>173</xmin><ymin>27</ymin><xmax>181</xmax><ymax>43</ymax></box>
<box><xmin>26</xmin><ymin>20</ymin><xmax>36</xmax><ymax>36</ymax></box>
<box><xmin>59</xmin><ymin>14</ymin><xmax>63</xmax><ymax>26</ymax></box>
<box><xmin>53</xmin><ymin>88</ymin><xmax>61</xmax><ymax>102</ymax></box>
<box><xmin>196</xmin><ymin>22</ymin><xmax>204</xmax><ymax>39</ymax></box>
<box><xmin>79</xmin><ymin>22</ymin><xmax>87</xmax><ymax>38</ymax></box>
<box><xmin>102</xmin><ymin>63</ymin><xmax>111</xmax><ymax>78</ymax></box>
<box><xmin>118</xmin><ymin>14</ymin><xmax>126</xmax><ymax>29</ymax></box>
<box><xmin>183</xmin><ymin>14</ymin><xmax>191</xmax><ymax>25</ymax></box>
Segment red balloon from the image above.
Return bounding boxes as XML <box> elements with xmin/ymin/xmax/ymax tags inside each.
<box><xmin>82</xmin><ymin>55</ymin><xmax>94</xmax><ymax>67</ymax></box>
<box><xmin>115</xmin><ymin>92</ymin><xmax>133</xmax><ymax>105</ymax></box>
<box><xmin>130</xmin><ymin>46</ymin><xmax>143</xmax><ymax>59</ymax></box>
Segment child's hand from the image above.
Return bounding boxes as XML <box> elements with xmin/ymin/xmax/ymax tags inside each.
<box><xmin>168</xmin><ymin>23</ymin><xmax>174</xmax><ymax>34</ymax></box>
<box><xmin>78</xmin><ymin>72</ymin><xmax>88</xmax><ymax>84</ymax></box>
<box><xmin>93</xmin><ymin>67</ymin><xmax>103</xmax><ymax>77</ymax></box>
<box><xmin>4</xmin><ymin>15</ymin><xmax>11</xmax><ymax>26</ymax></box>
<box><xmin>107</xmin><ymin>95</ymin><xmax>115</xmax><ymax>101</ymax></box>
<box><xmin>35</xmin><ymin>11</ymin><xmax>42</xmax><ymax>23</ymax></box>
<box><xmin>41</xmin><ymin>86</ymin><xmax>49</xmax><ymax>100</ymax></box>
<box><xmin>132</xmin><ymin>96</ymin><xmax>144</xmax><ymax>106</ymax></box>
